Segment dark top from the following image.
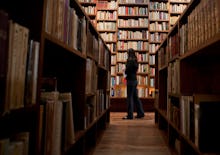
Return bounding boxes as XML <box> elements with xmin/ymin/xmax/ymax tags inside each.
<box><xmin>125</xmin><ymin>58</ymin><xmax>138</xmax><ymax>81</ymax></box>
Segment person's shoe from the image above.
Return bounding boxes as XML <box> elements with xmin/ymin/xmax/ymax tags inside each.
<box><xmin>135</xmin><ymin>114</ymin><xmax>145</xmax><ymax>119</ymax></box>
<box><xmin>122</xmin><ymin>116</ymin><xmax>133</xmax><ymax>120</ymax></box>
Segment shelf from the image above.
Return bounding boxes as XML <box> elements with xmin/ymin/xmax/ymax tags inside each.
<box><xmin>180</xmin><ymin>33</ymin><xmax>220</xmax><ymax>61</ymax></box>
<box><xmin>0</xmin><ymin>0</ymin><xmax>111</xmax><ymax>154</ymax></box>
<box><xmin>155</xmin><ymin>0</ymin><xmax>220</xmax><ymax>154</ymax></box>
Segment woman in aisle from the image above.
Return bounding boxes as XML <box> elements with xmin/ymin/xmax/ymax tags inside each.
<box><xmin>123</xmin><ymin>48</ymin><xmax>145</xmax><ymax>120</ymax></box>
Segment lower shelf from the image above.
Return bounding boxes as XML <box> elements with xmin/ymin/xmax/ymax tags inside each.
<box><xmin>110</xmin><ymin>97</ymin><xmax>155</xmax><ymax>112</ymax></box>
<box><xmin>154</xmin><ymin>107</ymin><xmax>206</xmax><ymax>155</ymax></box>
<box><xmin>64</xmin><ymin>108</ymin><xmax>110</xmax><ymax>155</ymax></box>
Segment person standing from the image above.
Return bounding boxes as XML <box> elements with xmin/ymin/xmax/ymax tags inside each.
<box><xmin>122</xmin><ymin>48</ymin><xmax>145</xmax><ymax>119</ymax></box>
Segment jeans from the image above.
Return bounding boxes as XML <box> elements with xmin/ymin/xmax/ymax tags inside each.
<box><xmin>126</xmin><ymin>80</ymin><xmax>144</xmax><ymax>118</ymax></box>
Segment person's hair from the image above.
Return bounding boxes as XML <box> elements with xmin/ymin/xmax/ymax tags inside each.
<box><xmin>127</xmin><ymin>48</ymin><xmax>137</xmax><ymax>60</ymax></box>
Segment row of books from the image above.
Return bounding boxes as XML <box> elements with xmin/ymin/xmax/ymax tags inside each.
<box><xmin>149</xmin><ymin>2</ymin><xmax>168</xmax><ymax>10</ymax></box>
<box><xmin>180</xmin><ymin>0</ymin><xmax>220</xmax><ymax>55</ymax></box>
<box><xmin>45</xmin><ymin>0</ymin><xmax>87</xmax><ymax>55</ymax></box>
<box><xmin>116</xmin><ymin>53</ymin><xmax>128</xmax><ymax>61</ymax></box>
<box><xmin>85</xmin><ymin>89</ymin><xmax>110</xmax><ymax>128</ymax></box>
<box><xmin>149</xmin><ymin>32</ymin><xmax>167</xmax><ymax>43</ymax></box>
<box><xmin>137</xmin><ymin>75</ymin><xmax>149</xmax><ymax>85</ymax></box>
<box><xmin>97</xmin><ymin>0</ymin><xmax>117</xmax><ymax>9</ymax></box>
<box><xmin>137</xmin><ymin>64</ymin><xmax>150</xmax><ymax>73</ymax></box>
<box><xmin>169</xmin><ymin>3</ymin><xmax>188</xmax><ymax>13</ymax></box>
<box><xmin>156</xmin><ymin>1</ymin><xmax>217</xmax><ymax>61</ymax></box>
<box><xmin>82</xmin><ymin>6</ymin><xmax>96</xmax><ymax>15</ymax></box>
<box><xmin>117</xmin><ymin>41</ymin><xmax>149</xmax><ymax>50</ymax></box>
<box><xmin>158</xmin><ymin>0</ymin><xmax>220</xmax><ymax>64</ymax></box>
<box><xmin>118</xmin><ymin>7</ymin><xmax>148</xmax><ymax>16</ymax></box>
<box><xmin>113</xmin><ymin>52</ymin><xmax>150</xmax><ymax>63</ymax></box>
<box><xmin>111</xmin><ymin>74</ymin><xmax>153</xmax><ymax>86</ymax></box>
<box><xmin>149</xmin><ymin>12</ymin><xmax>169</xmax><ymax>20</ymax></box>
<box><xmin>0</xmin><ymin>10</ymin><xmax>40</xmax><ymax>114</ymax></box>
<box><xmin>40</xmin><ymin>91</ymin><xmax>75</xmax><ymax>155</ymax></box>
<box><xmin>111</xmin><ymin>64</ymin><xmax>150</xmax><ymax>75</ymax></box>
<box><xmin>118</xmin><ymin>30</ymin><xmax>149</xmax><ymax>40</ymax></box>
<box><xmin>149</xmin><ymin>22</ymin><xmax>169</xmax><ymax>31</ymax></box>
<box><xmin>97</xmin><ymin>11</ymin><xmax>117</xmax><ymax>20</ymax></box>
<box><xmin>167</xmin><ymin>94</ymin><xmax>220</xmax><ymax>152</ymax></box>
<box><xmin>111</xmin><ymin>86</ymin><xmax>154</xmax><ymax>97</ymax></box>
<box><xmin>97</xmin><ymin>22</ymin><xmax>117</xmax><ymax>31</ymax></box>
<box><xmin>137</xmin><ymin>53</ymin><xmax>149</xmax><ymax>62</ymax></box>
<box><xmin>86</xmin><ymin>23</ymin><xmax>110</xmax><ymax>69</ymax></box>
<box><xmin>118</xmin><ymin>18</ymin><xmax>149</xmax><ymax>27</ymax></box>
<box><xmin>100</xmin><ymin>32</ymin><xmax>117</xmax><ymax>42</ymax></box>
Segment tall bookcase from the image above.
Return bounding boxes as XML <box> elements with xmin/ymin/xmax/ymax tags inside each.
<box><xmin>0</xmin><ymin>0</ymin><xmax>111</xmax><ymax>155</ymax></box>
<box><xmin>78</xmin><ymin>0</ymin><xmax>97</xmax><ymax>26</ymax></box>
<box><xmin>169</xmin><ymin>0</ymin><xmax>191</xmax><ymax>28</ymax></box>
<box><xmin>112</xmin><ymin>0</ymin><xmax>155</xmax><ymax>111</ymax></box>
<box><xmin>155</xmin><ymin>0</ymin><xmax>220</xmax><ymax>154</ymax></box>
<box><xmin>148</xmin><ymin>0</ymin><xmax>169</xmax><ymax>100</ymax></box>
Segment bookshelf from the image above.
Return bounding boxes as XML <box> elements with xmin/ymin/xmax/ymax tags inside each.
<box><xmin>78</xmin><ymin>0</ymin><xmax>191</xmax><ymax>112</ymax></box>
<box><xmin>112</xmin><ymin>0</ymin><xmax>156</xmax><ymax>111</ymax></box>
<box><xmin>78</xmin><ymin>0</ymin><xmax>97</xmax><ymax>26</ymax></box>
<box><xmin>169</xmin><ymin>0</ymin><xmax>191</xmax><ymax>28</ymax></box>
<box><xmin>0</xmin><ymin>0</ymin><xmax>111</xmax><ymax>155</ymax></box>
<box><xmin>148</xmin><ymin>0</ymin><xmax>170</xmax><ymax>109</ymax></box>
<box><xmin>155</xmin><ymin>0</ymin><xmax>220</xmax><ymax>154</ymax></box>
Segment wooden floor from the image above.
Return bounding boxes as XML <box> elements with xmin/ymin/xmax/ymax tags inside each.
<box><xmin>92</xmin><ymin>112</ymin><xmax>174</xmax><ymax>155</ymax></box>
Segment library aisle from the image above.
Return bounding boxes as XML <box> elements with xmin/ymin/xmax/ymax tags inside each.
<box><xmin>92</xmin><ymin>112</ymin><xmax>173</xmax><ymax>155</ymax></box>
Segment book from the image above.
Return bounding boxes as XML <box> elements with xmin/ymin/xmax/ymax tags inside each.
<box><xmin>59</xmin><ymin>92</ymin><xmax>75</xmax><ymax>151</ymax></box>
<box><xmin>40</xmin><ymin>91</ymin><xmax>62</xmax><ymax>155</ymax></box>
<box><xmin>25</xmin><ymin>40</ymin><xmax>40</xmax><ymax>105</ymax></box>
<box><xmin>77</xmin><ymin>17</ymin><xmax>83</xmax><ymax>52</ymax></box>
<box><xmin>17</xmin><ymin>22</ymin><xmax>29</xmax><ymax>109</ymax></box>
<box><xmin>5</xmin><ymin>21</ymin><xmax>29</xmax><ymax>111</ymax></box>
<box><xmin>180</xmin><ymin>95</ymin><xmax>193</xmax><ymax>138</ymax></box>
<box><xmin>81</xmin><ymin>16</ymin><xmax>87</xmax><ymax>56</ymax></box>
<box><xmin>72</xmin><ymin>9</ymin><xmax>78</xmax><ymax>50</ymax></box>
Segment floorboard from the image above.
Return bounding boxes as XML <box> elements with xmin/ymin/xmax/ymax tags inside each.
<box><xmin>92</xmin><ymin>112</ymin><xmax>175</xmax><ymax>155</ymax></box>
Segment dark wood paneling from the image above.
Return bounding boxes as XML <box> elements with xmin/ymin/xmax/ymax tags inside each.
<box><xmin>110</xmin><ymin>98</ymin><xmax>155</xmax><ymax>112</ymax></box>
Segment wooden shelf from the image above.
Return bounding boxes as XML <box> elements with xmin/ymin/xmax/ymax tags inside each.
<box><xmin>155</xmin><ymin>0</ymin><xmax>220</xmax><ymax>154</ymax></box>
<box><xmin>0</xmin><ymin>0</ymin><xmax>111</xmax><ymax>155</ymax></box>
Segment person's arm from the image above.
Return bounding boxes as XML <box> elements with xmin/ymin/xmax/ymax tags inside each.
<box><xmin>125</xmin><ymin>60</ymin><xmax>132</xmax><ymax>74</ymax></box>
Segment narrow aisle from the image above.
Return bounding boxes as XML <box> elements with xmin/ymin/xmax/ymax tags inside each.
<box><xmin>92</xmin><ymin>112</ymin><xmax>173</xmax><ymax>155</ymax></box>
